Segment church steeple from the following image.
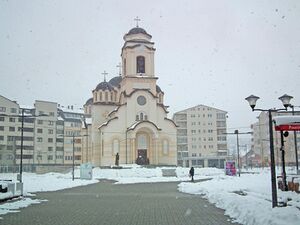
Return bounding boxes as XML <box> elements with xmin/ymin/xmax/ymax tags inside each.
<box><xmin>121</xmin><ymin>20</ymin><xmax>155</xmax><ymax>78</ymax></box>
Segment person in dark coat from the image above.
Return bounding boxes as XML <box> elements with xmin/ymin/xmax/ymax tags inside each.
<box><xmin>189</xmin><ymin>167</ymin><xmax>194</xmax><ymax>182</ymax></box>
<box><xmin>115</xmin><ymin>153</ymin><xmax>119</xmax><ymax>166</ymax></box>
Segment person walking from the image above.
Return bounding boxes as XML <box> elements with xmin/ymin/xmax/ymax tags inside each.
<box><xmin>115</xmin><ymin>153</ymin><xmax>119</xmax><ymax>166</ymax></box>
<box><xmin>189</xmin><ymin>167</ymin><xmax>194</xmax><ymax>182</ymax></box>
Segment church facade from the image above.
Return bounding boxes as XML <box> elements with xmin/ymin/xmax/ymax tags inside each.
<box><xmin>83</xmin><ymin>25</ymin><xmax>177</xmax><ymax>167</ymax></box>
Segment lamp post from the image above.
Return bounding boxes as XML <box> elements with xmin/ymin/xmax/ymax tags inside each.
<box><xmin>288</xmin><ymin>105</ymin><xmax>299</xmax><ymax>174</ymax></box>
<box><xmin>225</xmin><ymin>130</ymin><xmax>252</xmax><ymax>177</ymax></box>
<box><xmin>245</xmin><ymin>94</ymin><xmax>293</xmax><ymax>208</ymax></box>
<box><xmin>60</xmin><ymin>133</ymin><xmax>88</xmax><ymax>180</ymax></box>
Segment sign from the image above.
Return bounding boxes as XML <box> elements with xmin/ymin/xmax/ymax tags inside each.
<box><xmin>225</xmin><ymin>161</ymin><xmax>236</xmax><ymax>176</ymax></box>
<box><xmin>275</xmin><ymin>124</ymin><xmax>300</xmax><ymax>131</ymax></box>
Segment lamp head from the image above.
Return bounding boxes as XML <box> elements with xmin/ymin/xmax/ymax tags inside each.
<box><xmin>278</xmin><ymin>94</ymin><xmax>293</xmax><ymax>109</ymax></box>
<box><xmin>245</xmin><ymin>95</ymin><xmax>260</xmax><ymax>110</ymax></box>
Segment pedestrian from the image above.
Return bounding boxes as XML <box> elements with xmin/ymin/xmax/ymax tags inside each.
<box><xmin>189</xmin><ymin>167</ymin><xmax>194</xmax><ymax>182</ymax></box>
<box><xmin>115</xmin><ymin>153</ymin><xmax>119</xmax><ymax>166</ymax></box>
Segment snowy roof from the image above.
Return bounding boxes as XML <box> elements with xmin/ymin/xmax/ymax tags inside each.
<box><xmin>20</xmin><ymin>105</ymin><xmax>34</xmax><ymax>110</ymax></box>
<box><xmin>58</xmin><ymin>106</ymin><xmax>84</xmax><ymax>114</ymax></box>
<box><xmin>85</xmin><ymin>117</ymin><xmax>92</xmax><ymax>125</ymax></box>
<box><xmin>273</xmin><ymin>115</ymin><xmax>300</xmax><ymax>126</ymax></box>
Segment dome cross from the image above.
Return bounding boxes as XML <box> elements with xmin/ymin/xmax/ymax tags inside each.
<box><xmin>134</xmin><ymin>16</ymin><xmax>141</xmax><ymax>27</ymax></box>
<box><xmin>101</xmin><ymin>70</ymin><xmax>108</xmax><ymax>82</ymax></box>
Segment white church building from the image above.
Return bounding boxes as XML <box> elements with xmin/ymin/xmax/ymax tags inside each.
<box><xmin>83</xmin><ymin>25</ymin><xmax>177</xmax><ymax>167</ymax></box>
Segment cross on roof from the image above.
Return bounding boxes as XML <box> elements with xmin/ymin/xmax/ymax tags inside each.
<box><xmin>134</xmin><ymin>16</ymin><xmax>141</xmax><ymax>27</ymax></box>
<box><xmin>116</xmin><ymin>63</ymin><xmax>122</xmax><ymax>76</ymax></box>
<box><xmin>101</xmin><ymin>70</ymin><xmax>108</xmax><ymax>81</ymax></box>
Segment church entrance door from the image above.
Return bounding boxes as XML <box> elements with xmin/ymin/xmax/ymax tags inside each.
<box><xmin>137</xmin><ymin>149</ymin><xmax>148</xmax><ymax>165</ymax></box>
<box><xmin>136</xmin><ymin>133</ymin><xmax>149</xmax><ymax>165</ymax></box>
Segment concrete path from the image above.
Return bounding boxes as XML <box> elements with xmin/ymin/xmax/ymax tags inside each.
<box><xmin>1</xmin><ymin>180</ymin><xmax>239</xmax><ymax>225</ymax></box>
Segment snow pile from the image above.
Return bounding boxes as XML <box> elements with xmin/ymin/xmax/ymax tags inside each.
<box><xmin>178</xmin><ymin>171</ymin><xmax>300</xmax><ymax>225</ymax></box>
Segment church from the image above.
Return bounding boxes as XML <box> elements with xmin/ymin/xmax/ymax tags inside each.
<box><xmin>82</xmin><ymin>23</ymin><xmax>177</xmax><ymax>167</ymax></box>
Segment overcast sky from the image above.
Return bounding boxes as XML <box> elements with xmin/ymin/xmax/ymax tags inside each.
<box><xmin>1</xmin><ymin>0</ymin><xmax>299</xmax><ymax>134</ymax></box>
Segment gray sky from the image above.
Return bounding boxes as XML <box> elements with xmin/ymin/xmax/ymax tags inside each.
<box><xmin>1</xmin><ymin>0</ymin><xmax>300</xmax><ymax>134</ymax></box>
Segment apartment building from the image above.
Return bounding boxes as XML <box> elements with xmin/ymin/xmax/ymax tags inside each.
<box><xmin>0</xmin><ymin>95</ymin><xmax>84</xmax><ymax>168</ymax></box>
<box><xmin>58</xmin><ymin>106</ymin><xmax>84</xmax><ymax>166</ymax></box>
<box><xmin>173</xmin><ymin>104</ymin><xmax>228</xmax><ymax>168</ymax></box>
<box><xmin>251</xmin><ymin>111</ymin><xmax>300</xmax><ymax>167</ymax></box>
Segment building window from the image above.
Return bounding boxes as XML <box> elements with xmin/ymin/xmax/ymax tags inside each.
<box><xmin>9</xmin><ymin>127</ymin><xmax>15</xmax><ymax>132</ymax></box>
<box><xmin>123</xmin><ymin>58</ymin><xmax>126</xmax><ymax>76</ymax></box>
<box><xmin>140</xmin><ymin>112</ymin><xmax>144</xmax><ymax>120</ymax></box>
<box><xmin>9</xmin><ymin>118</ymin><xmax>15</xmax><ymax>122</ymax></box>
<box><xmin>0</xmin><ymin>136</ymin><xmax>4</xmax><ymax>141</ymax></box>
<box><xmin>48</xmin><ymin>129</ymin><xmax>53</xmax><ymax>134</ymax></box>
<box><xmin>137</xmin><ymin>134</ymin><xmax>147</xmax><ymax>149</ymax></box>
<box><xmin>136</xmin><ymin>115</ymin><xmax>139</xmax><ymax>121</ymax></box>
<box><xmin>0</xmin><ymin>107</ymin><xmax>6</xmax><ymax>112</ymax></box>
<box><xmin>10</xmin><ymin>108</ymin><xmax>17</xmax><ymax>113</ymax></box>
<box><xmin>37</xmin><ymin>137</ymin><xmax>43</xmax><ymax>142</ymax></box>
<box><xmin>111</xmin><ymin>92</ymin><xmax>113</xmax><ymax>101</ymax></box>
<box><xmin>137</xmin><ymin>96</ymin><xmax>146</xmax><ymax>106</ymax></box>
<box><xmin>0</xmin><ymin>117</ymin><xmax>4</xmax><ymax>121</ymax></box>
<box><xmin>48</xmin><ymin>121</ymin><xmax>54</xmax><ymax>126</ymax></box>
<box><xmin>0</xmin><ymin>126</ymin><xmax>4</xmax><ymax>131</ymax></box>
<box><xmin>100</xmin><ymin>92</ymin><xmax>102</xmax><ymax>101</ymax></box>
<box><xmin>49</xmin><ymin>112</ymin><xmax>55</xmax><ymax>116</ymax></box>
<box><xmin>112</xmin><ymin>139</ymin><xmax>119</xmax><ymax>155</ymax></box>
<box><xmin>136</xmin><ymin>56</ymin><xmax>145</xmax><ymax>73</ymax></box>
<box><xmin>48</xmin><ymin>147</ymin><xmax>53</xmax><ymax>151</ymax></box>
<box><xmin>48</xmin><ymin>155</ymin><xmax>53</xmax><ymax>160</ymax></box>
<box><xmin>37</xmin><ymin>128</ymin><xmax>43</xmax><ymax>133</ymax></box>
<box><xmin>105</xmin><ymin>92</ymin><xmax>108</xmax><ymax>101</ymax></box>
<box><xmin>37</xmin><ymin>120</ymin><xmax>43</xmax><ymax>125</ymax></box>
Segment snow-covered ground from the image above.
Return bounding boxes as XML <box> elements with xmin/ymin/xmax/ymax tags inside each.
<box><xmin>1</xmin><ymin>166</ymin><xmax>300</xmax><ymax>225</ymax></box>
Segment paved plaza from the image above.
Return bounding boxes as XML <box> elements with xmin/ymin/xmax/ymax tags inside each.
<box><xmin>1</xmin><ymin>180</ymin><xmax>238</xmax><ymax>225</ymax></box>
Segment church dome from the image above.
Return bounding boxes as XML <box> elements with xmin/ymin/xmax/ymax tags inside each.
<box><xmin>95</xmin><ymin>81</ymin><xmax>114</xmax><ymax>91</ymax></box>
<box><xmin>126</xmin><ymin>27</ymin><xmax>152</xmax><ymax>38</ymax></box>
<box><xmin>156</xmin><ymin>85</ymin><xmax>164</xmax><ymax>94</ymax></box>
<box><xmin>85</xmin><ymin>97</ymin><xmax>93</xmax><ymax>105</ymax></box>
<box><xmin>109</xmin><ymin>76</ymin><xmax>122</xmax><ymax>87</ymax></box>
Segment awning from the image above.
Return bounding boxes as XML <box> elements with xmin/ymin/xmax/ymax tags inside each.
<box><xmin>273</xmin><ymin>115</ymin><xmax>300</xmax><ymax>131</ymax></box>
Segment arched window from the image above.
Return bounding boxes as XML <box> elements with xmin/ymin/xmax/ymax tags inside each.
<box><xmin>95</xmin><ymin>92</ymin><xmax>98</xmax><ymax>102</ymax></box>
<box><xmin>112</xmin><ymin>139</ymin><xmax>119</xmax><ymax>155</ymax></box>
<box><xmin>140</xmin><ymin>112</ymin><xmax>144</xmax><ymax>120</ymax></box>
<box><xmin>100</xmin><ymin>92</ymin><xmax>102</xmax><ymax>101</ymax></box>
<box><xmin>163</xmin><ymin>140</ymin><xmax>169</xmax><ymax>155</ymax></box>
<box><xmin>123</xmin><ymin>58</ymin><xmax>126</xmax><ymax>76</ymax></box>
<box><xmin>110</xmin><ymin>92</ymin><xmax>113</xmax><ymax>101</ymax></box>
<box><xmin>159</xmin><ymin>94</ymin><xmax>163</xmax><ymax>103</ymax></box>
<box><xmin>136</xmin><ymin>56</ymin><xmax>145</xmax><ymax>73</ymax></box>
<box><xmin>105</xmin><ymin>92</ymin><xmax>108</xmax><ymax>102</ymax></box>
<box><xmin>136</xmin><ymin>115</ymin><xmax>139</xmax><ymax>121</ymax></box>
<box><xmin>137</xmin><ymin>134</ymin><xmax>147</xmax><ymax>149</ymax></box>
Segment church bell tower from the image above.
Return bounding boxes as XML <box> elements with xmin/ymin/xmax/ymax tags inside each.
<box><xmin>121</xmin><ymin>19</ymin><xmax>156</xmax><ymax>78</ymax></box>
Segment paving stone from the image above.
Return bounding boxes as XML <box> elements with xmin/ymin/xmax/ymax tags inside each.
<box><xmin>0</xmin><ymin>181</ymin><xmax>239</xmax><ymax>225</ymax></box>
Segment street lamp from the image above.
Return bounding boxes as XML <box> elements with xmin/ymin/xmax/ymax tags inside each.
<box><xmin>224</xmin><ymin>130</ymin><xmax>252</xmax><ymax>177</ymax></box>
<box><xmin>285</xmin><ymin>104</ymin><xmax>299</xmax><ymax>174</ymax></box>
<box><xmin>245</xmin><ymin>94</ymin><xmax>293</xmax><ymax>208</ymax></box>
<box><xmin>60</xmin><ymin>133</ymin><xmax>88</xmax><ymax>181</ymax></box>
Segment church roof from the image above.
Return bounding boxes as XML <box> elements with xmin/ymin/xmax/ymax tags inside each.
<box><xmin>109</xmin><ymin>76</ymin><xmax>122</xmax><ymax>87</ymax></box>
<box><xmin>126</xmin><ymin>27</ymin><xmax>152</xmax><ymax>38</ymax></box>
<box><xmin>95</xmin><ymin>81</ymin><xmax>114</xmax><ymax>91</ymax></box>
<box><xmin>156</xmin><ymin>85</ymin><xmax>163</xmax><ymax>94</ymax></box>
<box><xmin>85</xmin><ymin>97</ymin><xmax>93</xmax><ymax>105</ymax></box>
